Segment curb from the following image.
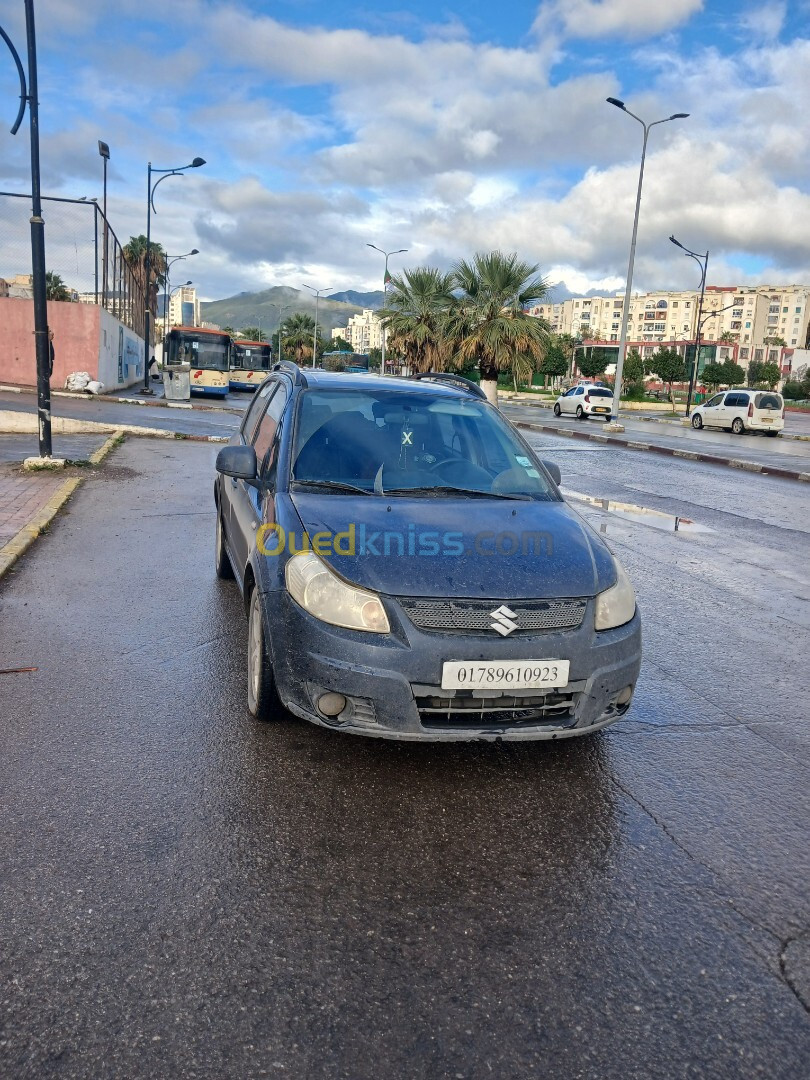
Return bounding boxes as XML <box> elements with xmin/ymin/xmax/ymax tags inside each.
<box><xmin>512</xmin><ymin>420</ymin><xmax>810</xmax><ymax>483</ymax></box>
<box><xmin>0</xmin><ymin>429</ymin><xmax>128</xmax><ymax>581</ymax></box>
<box><xmin>0</xmin><ymin>475</ymin><xmax>81</xmax><ymax>580</ymax></box>
<box><xmin>0</xmin><ymin>410</ymin><xmax>229</xmax><ymax>444</ymax></box>
<box><xmin>1</xmin><ymin>382</ymin><xmax>239</xmax><ymax>416</ymax></box>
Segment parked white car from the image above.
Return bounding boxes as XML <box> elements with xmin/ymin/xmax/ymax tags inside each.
<box><xmin>691</xmin><ymin>389</ymin><xmax>784</xmax><ymax>435</ymax></box>
<box><xmin>554</xmin><ymin>385</ymin><xmax>614</xmax><ymax>420</ymax></box>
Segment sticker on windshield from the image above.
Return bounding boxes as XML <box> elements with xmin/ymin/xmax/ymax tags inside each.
<box><xmin>516</xmin><ymin>456</ymin><xmax>531</xmax><ymax>467</ymax></box>
<box><xmin>526</xmin><ymin>469</ymin><xmax>539</xmax><ymax>478</ymax></box>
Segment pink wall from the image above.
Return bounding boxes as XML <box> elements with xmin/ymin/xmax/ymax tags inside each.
<box><xmin>0</xmin><ymin>297</ymin><xmax>100</xmax><ymax>387</ymax></box>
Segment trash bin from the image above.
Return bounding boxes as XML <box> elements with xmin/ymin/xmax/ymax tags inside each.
<box><xmin>162</xmin><ymin>363</ymin><xmax>191</xmax><ymax>401</ymax></box>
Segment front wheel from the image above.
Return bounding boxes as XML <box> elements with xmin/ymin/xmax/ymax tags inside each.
<box><xmin>692</xmin><ymin>414</ymin><xmax>703</xmax><ymax>430</ymax></box>
<box><xmin>247</xmin><ymin>588</ymin><xmax>280</xmax><ymax>720</ymax></box>
<box><xmin>215</xmin><ymin>510</ymin><xmax>234</xmax><ymax>579</ymax></box>
<box><xmin>731</xmin><ymin>417</ymin><xmax>745</xmax><ymax>434</ymax></box>
<box><xmin>553</xmin><ymin>402</ymin><xmax>561</xmax><ymax>417</ymax></box>
<box><xmin>575</xmin><ymin>405</ymin><xmax>584</xmax><ymax>420</ymax></box>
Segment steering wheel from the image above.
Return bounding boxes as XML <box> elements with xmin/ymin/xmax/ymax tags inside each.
<box><xmin>428</xmin><ymin>456</ymin><xmax>462</xmax><ymax>471</ymax></box>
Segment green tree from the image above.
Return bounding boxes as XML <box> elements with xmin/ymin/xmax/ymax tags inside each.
<box><xmin>367</xmin><ymin>347</ymin><xmax>382</xmax><ymax>371</ymax></box>
<box><xmin>221</xmin><ymin>325</ymin><xmax>235</xmax><ymax>337</ymax></box>
<box><xmin>720</xmin><ymin>360</ymin><xmax>745</xmax><ymax>386</ymax></box>
<box><xmin>447</xmin><ymin>251</ymin><xmax>551</xmax><ymax>405</ymax></box>
<box><xmin>621</xmin><ymin>349</ymin><xmax>645</xmax><ymax>394</ymax></box>
<box><xmin>646</xmin><ymin>348</ymin><xmax>687</xmax><ymax>406</ymax></box>
<box><xmin>538</xmin><ymin>340</ymin><xmax>569</xmax><ymax>387</ymax></box>
<box><xmin>240</xmin><ymin>327</ymin><xmax>267</xmax><ymax>342</ymax></box>
<box><xmin>577</xmin><ymin>350</ymin><xmax>609</xmax><ymax>380</ymax></box>
<box><xmin>123</xmin><ymin>235</ymin><xmax>166</xmax><ymax>316</ymax></box>
<box><xmin>718</xmin><ymin>331</ymin><xmax>736</xmax><ymax>345</ymax></box>
<box><xmin>330</xmin><ymin>336</ymin><xmax>354</xmax><ymax>353</ymax></box>
<box><xmin>45</xmin><ymin>271</ymin><xmax>71</xmax><ymax>301</ymax></box>
<box><xmin>758</xmin><ymin>361</ymin><xmax>782</xmax><ymax>389</ymax></box>
<box><xmin>763</xmin><ymin>336</ymin><xmax>786</xmax><ymax>347</ymax></box>
<box><xmin>281</xmin><ymin>312</ymin><xmax>319</xmax><ymax>365</ymax></box>
<box><xmin>379</xmin><ymin>266</ymin><xmax>455</xmax><ymax>373</ymax></box>
<box><xmin>701</xmin><ymin>362</ymin><xmax>725</xmax><ymax>389</ymax></box>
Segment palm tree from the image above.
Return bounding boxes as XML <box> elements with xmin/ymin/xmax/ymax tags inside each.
<box><xmin>123</xmin><ymin>235</ymin><xmax>167</xmax><ymax>317</ymax></box>
<box><xmin>240</xmin><ymin>326</ymin><xmax>266</xmax><ymax>342</ymax></box>
<box><xmin>379</xmin><ymin>267</ymin><xmax>456</xmax><ymax>373</ymax></box>
<box><xmin>281</xmin><ymin>312</ymin><xmax>319</xmax><ymax>365</ymax></box>
<box><xmin>448</xmin><ymin>251</ymin><xmax>551</xmax><ymax>405</ymax></box>
<box><xmin>221</xmin><ymin>325</ymin><xmax>235</xmax><ymax>337</ymax></box>
<box><xmin>45</xmin><ymin>271</ymin><xmax>71</xmax><ymax>302</ymax></box>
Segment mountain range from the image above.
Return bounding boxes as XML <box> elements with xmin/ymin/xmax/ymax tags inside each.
<box><xmin>200</xmin><ymin>286</ymin><xmax>385</xmax><ymax>334</ymax></box>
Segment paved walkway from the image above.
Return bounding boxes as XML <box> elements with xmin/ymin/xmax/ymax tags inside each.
<box><xmin>0</xmin><ymin>433</ymin><xmax>108</xmax><ymax>465</ymax></box>
<box><xmin>0</xmin><ymin>467</ymin><xmax>67</xmax><ymax>548</ymax></box>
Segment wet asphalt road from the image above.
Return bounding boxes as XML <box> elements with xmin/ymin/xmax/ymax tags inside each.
<box><xmin>1</xmin><ymin>436</ymin><xmax>809</xmax><ymax>1078</ymax></box>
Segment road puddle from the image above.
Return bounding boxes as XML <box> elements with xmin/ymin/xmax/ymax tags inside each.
<box><xmin>561</xmin><ymin>488</ymin><xmax>715</xmax><ymax>534</ymax></box>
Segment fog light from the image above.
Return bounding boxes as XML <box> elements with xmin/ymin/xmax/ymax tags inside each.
<box><xmin>616</xmin><ymin>686</ymin><xmax>633</xmax><ymax>705</ymax></box>
<box><xmin>318</xmin><ymin>692</ymin><xmax>347</xmax><ymax>717</ymax></box>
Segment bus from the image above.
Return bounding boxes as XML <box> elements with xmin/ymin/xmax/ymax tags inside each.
<box><xmin>230</xmin><ymin>340</ymin><xmax>273</xmax><ymax>392</ymax></box>
<box><xmin>165</xmin><ymin>326</ymin><xmax>231</xmax><ymax>398</ymax></box>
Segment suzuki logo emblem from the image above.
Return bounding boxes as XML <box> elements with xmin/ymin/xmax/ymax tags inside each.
<box><xmin>490</xmin><ymin>605</ymin><xmax>519</xmax><ymax>636</ymax></box>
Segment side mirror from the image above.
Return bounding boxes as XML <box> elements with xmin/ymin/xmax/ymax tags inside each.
<box><xmin>216</xmin><ymin>445</ymin><xmax>258</xmax><ymax>484</ymax></box>
<box><xmin>542</xmin><ymin>460</ymin><xmax>561</xmax><ymax>486</ymax></box>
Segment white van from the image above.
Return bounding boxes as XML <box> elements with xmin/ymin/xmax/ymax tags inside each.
<box><xmin>691</xmin><ymin>389</ymin><xmax>784</xmax><ymax>435</ymax></box>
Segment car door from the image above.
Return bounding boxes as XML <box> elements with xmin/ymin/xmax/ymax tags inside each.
<box><xmin>718</xmin><ymin>392</ymin><xmax>743</xmax><ymax>429</ymax></box>
<box><xmin>230</xmin><ymin>379</ymin><xmax>290</xmax><ymax>578</ymax></box>
<box><xmin>701</xmin><ymin>392</ymin><xmax>725</xmax><ymax>428</ymax></box>
<box><xmin>221</xmin><ymin>378</ymin><xmax>278</xmax><ymax>553</ymax></box>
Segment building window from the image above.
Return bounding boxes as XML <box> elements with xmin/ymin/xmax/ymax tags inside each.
<box><xmin>610</xmin><ymin>334</ymin><xmax>617</xmax><ymax>341</ymax></box>
<box><xmin>783</xmin><ymin>307</ymin><xmax>788</xmax><ymax>313</ymax></box>
<box><xmin>740</xmin><ymin>347</ymin><xmax>749</xmax><ymax>359</ymax></box>
<box><xmin>745</xmin><ymin>321</ymin><xmax>751</xmax><ymax>328</ymax></box>
<box><xmin>731</xmin><ymin>321</ymin><xmax>741</xmax><ymax>330</ymax></box>
<box><xmin>614</xmin><ymin>301</ymin><xmax>623</xmax><ymax>308</ymax></box>
<box><xmin>653</xmin><ymin>323</ymin><xmax>666</xmax><ymax>331</ymax></box>
<box><xmin>732</xmin><ymin>309</ymin><xmax>743</xmax><ymax>316</ymax></box>
<box><xmin>672</xmin><ymin>301</ymin><xmax>679</xmax><ymax>307</ymax></box>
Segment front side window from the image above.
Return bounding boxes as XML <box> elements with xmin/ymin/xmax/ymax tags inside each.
<box><xmin>705</xmin><ymin>394</ymin><xmax>724</xmax><ymax>408</ymax></box>
<box><xmin>241</xmin><ymin>378</ymin><xmax>277</xmax><ymax>443</ymax></box>
<box><xmin>252</xmin><ymin>384</ymin><xmax>290</xmax><ymax>469</ymax></box>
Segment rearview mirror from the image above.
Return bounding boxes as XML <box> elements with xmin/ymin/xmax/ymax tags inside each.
<box><xmin>542</xmin><ymin>460</ymin><xmax>561</xmax><ymax>486</ymax></box>
<box><xmin>216</xmin><ymin>445</ymin><xmax>258</xmax><ymax>483</ymax></box>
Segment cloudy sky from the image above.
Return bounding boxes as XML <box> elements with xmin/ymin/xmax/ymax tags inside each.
<box><xmin>1</xmin><ymin>0</ymin><xmax>809</xmax><ymax>302</ymax></box>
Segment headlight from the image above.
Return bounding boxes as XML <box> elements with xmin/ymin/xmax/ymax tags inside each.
<box><xmin>594</xmin><ymin>558</ymin><xmax>636</xmax><ymax>630</ymax></box>
<box><xmin>285</xmin><ymin>551</ymin><xmax>390</xmax><ymax>633</ymax></box>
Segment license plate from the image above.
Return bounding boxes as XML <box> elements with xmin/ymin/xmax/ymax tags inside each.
<box><xmin>441</xmin><ymin>660</ymin><xmax>570</xmax><ymax>691</ymax></box>
<box><xmin>593</xmin><ymin>407</ymin><xmax>609</xmax><ymax>413</ymax></box>
<box><xmin>762</xmin><ymin>417</ymin><xmax>773</xmax><ymax>423</ymax></box>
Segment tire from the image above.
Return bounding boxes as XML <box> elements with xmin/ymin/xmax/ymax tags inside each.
<box><xmin>553</xmin><ymin>403</ymin><xmax>561</xmax><ymax>417</ymax></box>
<box><xmin>731</xmin><ymin>417</ymin><xmax>745</xmax><ymax>434</ymax></box>
<box><xmin>247</xmin><ymin>587</ymin><xmax>280</xmax><ymax>720</ymax></box>
<box><xmin>692</xmin><ymin>414</ymin><xmax>703</xmax><ymax>430</ymax></box>
<box><xmin>575</xmin><ymin>405</ymin><xmax>584</xmax><ymax>420</ymax></box>
<box><xmin>215</xmin><ymin>509</ymin><xmax>234</xmax><ymax>579</ymax></box>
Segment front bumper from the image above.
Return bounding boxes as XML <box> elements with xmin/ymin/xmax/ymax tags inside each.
<box><xmin>264</xmin><ymin>589</ymin><xmax>641</xmax><ymax>741</ymax></box>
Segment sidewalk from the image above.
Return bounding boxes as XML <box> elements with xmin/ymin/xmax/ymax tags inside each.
<box><xmin>0</xmin><ymin>432</ymin><xmax>121</xmax><ymax>580</ymax></box>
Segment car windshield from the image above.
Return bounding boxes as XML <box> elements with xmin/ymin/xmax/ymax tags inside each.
<box><xmin>291</xmin><ymin>388</ymin><xmax>558</xmax><ymax>499</ymax></box>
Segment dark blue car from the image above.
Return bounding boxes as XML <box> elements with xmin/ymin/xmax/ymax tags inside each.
<box><xmin>214</xmin><ymin>365</ymin><xmax>641</xmax><ymax>741</ymax></box>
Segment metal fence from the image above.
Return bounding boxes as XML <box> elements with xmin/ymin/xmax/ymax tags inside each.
<box><xmin>0</xmin><ymin>191</ymin><xmax>146</xmax><ymax>339</ymax></box>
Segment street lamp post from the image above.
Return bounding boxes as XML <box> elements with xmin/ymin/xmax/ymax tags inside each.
<box><xmin>142</xmin><ymin>156</ymin><xmax>205</xmax><ymax>392</ymax></box>
<box><xmin>98</xmin><ymin>140</ymin><xmax>110</xmax><ymax>308</ymax></box>
<box><xmin>670</xmin><ymin>235</ymin><xmax>709</xmax><ymax>417</ymax></box>
<box><xmin>163</xmin><ymin>249</ymin><xmax>199</xmax><ymax>334</ymax></box>
<box><xmin>605</xmin><ymin>98</ymin><xmax>688</xmax><ymax>429</ymax></box>
<box><xmin>301</xmin><ymin>284</ymin><xmax>331</xmax><ymax>368</ymax></box>
<box><xmin>367</xmin><ymin>243</ymin><xmax>407</xmax><ymax>374</ymax></box>
<box><xmin>1</xmin><ymin>1</ymin><xmax>54</xmax><ymax>458</ymax></box>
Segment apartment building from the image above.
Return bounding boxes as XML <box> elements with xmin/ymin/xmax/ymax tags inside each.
<box><xmin>331</xmin><ymin>308</ymin><xmax>382</xmax><ymax>352</ymax></box>
<box><xmin>528</xmin><ymin>284</ymin><xmax>810</xmax><ymax>359</ymax></box>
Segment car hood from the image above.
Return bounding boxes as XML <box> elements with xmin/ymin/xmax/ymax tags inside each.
<box><xmin>287</xmin><ymin>492</ymin><xmax>615</xmax><ymax>599</ymax></box>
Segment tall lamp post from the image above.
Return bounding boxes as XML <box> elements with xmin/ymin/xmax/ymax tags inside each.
<box><xmin>98</xmin><ymin>140</ymin><xmax>110</xmax><ymax>308</ymax></box>
<box><xmin>605</xmin><ymin>98</ymin><xmax>688</xmax><ymax>429</ymax></box>
<box><xmin>669</xmin><ymin>235</ymin><xmax>708</xmax><ymax>417</ymax></box>
<box><xmin>301</xmin><ymin>284</ymin><xmax>331</xmax><ymax>368</ymax></box>
<box><xmin>142</xmin><ymin>156</ymin><xmax>205</xmax><ymax>392</ymax></box>
<box><xmin>367</xmin><ymin>243</ymin><xmax>407</xmax><ymax>374</ymax></box>
<box><xmin>163</xmin><ymin>249</ymin><xmax>199</xmax><ymax>333</ymax></box>
<box><xmin>1</xmin><ymin>1</ymin><xmax>54</xmax><ymax>458</ymax></box>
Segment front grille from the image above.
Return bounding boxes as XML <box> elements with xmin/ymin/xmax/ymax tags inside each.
<box><xmin>399</xmin><ymin>597</ymin><xmax>586</xmax><ymax>635</ymax></box>
<box><xmin>415</xmin><ymin>689</ymin><xmax>580</xmax><ymax>730</ymax></box>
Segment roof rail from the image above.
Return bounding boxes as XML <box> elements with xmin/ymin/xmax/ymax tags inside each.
<box><xmin>409</xmin><ymin>371</ymin><xmax>487</xmax><ymax>400</ymax></box>
<box><xmin>271</xmin><ymin>359</ymin><xmax>308</xmax><ymax>387</ymax></box>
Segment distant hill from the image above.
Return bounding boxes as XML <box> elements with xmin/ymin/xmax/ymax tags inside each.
<box><xmin>327</xmin><ymin>289</ymin><xmax>385</xmax><ymax>309</ymax></box>
<box><xmin>200</xmin><ymin>286</ymin><xmax>368</xmax><ymax>334</ymax></box>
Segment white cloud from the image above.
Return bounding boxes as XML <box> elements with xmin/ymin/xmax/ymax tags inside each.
<box><xmin>532</xmin><ymin>0</ymin><xmax>704</xmax><ymax>41</ymax></box>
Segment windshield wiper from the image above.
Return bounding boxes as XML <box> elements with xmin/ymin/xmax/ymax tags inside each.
<box><xmin>290</xmin><ymin>479</ymin><xmax>373</xmax><ymax>496</ymax></box>
<box><xmin>383</xmin><ymin>485</ymin><xmax>532</xmax><ymax>501</ymax></box>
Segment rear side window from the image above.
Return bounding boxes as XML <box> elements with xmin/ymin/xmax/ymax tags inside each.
<box><xmin>755</xmin><ymin>393</ymin><xmax>782</xmax><ymax>409</ymax></box>
<box><xmin>725</xmin><ymin>393</ymin><xmax>747</xmax><ymax>408</ymax></box>
<box><xmin>589</xmin><ymin>388</ymin><xmax>613</xmax><ymax>397</ymax></box>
